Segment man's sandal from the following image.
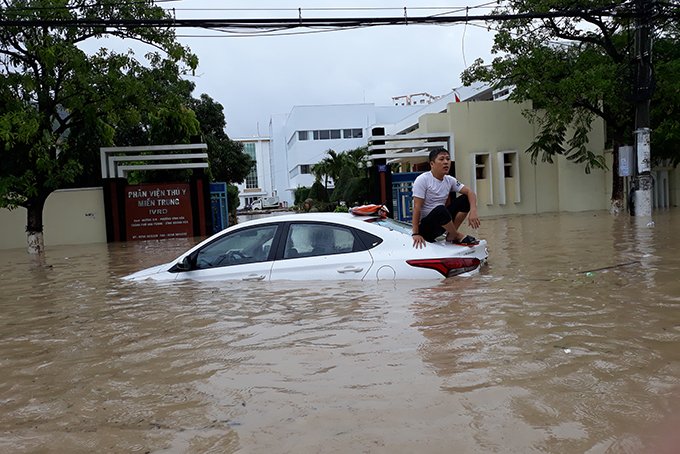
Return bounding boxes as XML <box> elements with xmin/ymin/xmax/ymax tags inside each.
<box><xmin>451</xmin><ymin>235</ymin><xmax>479</xmax><ymax>246</ymax></box>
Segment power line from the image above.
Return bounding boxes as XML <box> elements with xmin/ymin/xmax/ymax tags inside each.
<box><xmin>0</xmin><ymin>3</ymin><xmax>497</xmax><ymax>15</ymax></box>
<box><xmin>0</xmin><ymin>5</ymin><xmax>645</xmax><ymax>30</ymax></box>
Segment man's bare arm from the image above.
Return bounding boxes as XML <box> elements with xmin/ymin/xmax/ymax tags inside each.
<box><xmin>460</xmin><ymin>186</ymin><xmax>480</xmax><ymax>229</ymax></box>
<box><xmin>412</xmin><ymin>197</ymin><xmax>426</xmax><ymax>248</ymax></box>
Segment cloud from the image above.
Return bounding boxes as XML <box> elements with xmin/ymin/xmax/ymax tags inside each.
<box><xmin>86</xmin><ymin>1</ymin><xmax>497</xmax><ymax>137</ymax></box>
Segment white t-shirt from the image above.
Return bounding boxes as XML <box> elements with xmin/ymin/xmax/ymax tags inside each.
<box><xmin>412</xmin><ymin>172</ymin><xmax>464</xmax><ymax>218</ymax></box>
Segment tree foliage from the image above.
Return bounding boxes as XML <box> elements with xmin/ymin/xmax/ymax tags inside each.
<box><xmin>461</xmin><ymin>0</ymin><xmax>680</xmax><ymax>173</ymax></box>
<box><xmin>311</xmin><ymin>146</ymin><xmax>369</xmax><ymax>205</ymax></box>
<box><xmin>226</xmin><ymin>183</ymin><xmax>239</xmax><ymax>217</ymax></box>
<box><xmin>307</xmin><ymin>180</ymin><xmax>328</xmax><ymax>202</ymax></box>
<box><xmin>190</xmin><ymin>94</ymin><xmax>253</xmax><ymax>185</ymax></box>
<box><xmin>0</xmin><ymin>1</ymin><xmax>253</xmax><ymax>252</ymax></box>
<box><xmin>0</xmin><ymin>0</ymin><xmax>198</xmax><ymax>249</ymax></box>
<box><xmin>293</xmin><ymin>186</ymin><xmax>310</xmax><ymax>205</ymax></box>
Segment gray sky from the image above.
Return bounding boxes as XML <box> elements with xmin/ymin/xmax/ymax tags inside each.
<box><xmin>105</xmin><ymin>1</ymin><xmax>498</xmax><ymax>138</ymax></box>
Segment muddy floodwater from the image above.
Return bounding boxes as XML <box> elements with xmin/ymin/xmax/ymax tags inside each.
<box><xmin>1</xmin><ymin>210</ymin><xmax>679</xmax><ymax>453</ymax></box>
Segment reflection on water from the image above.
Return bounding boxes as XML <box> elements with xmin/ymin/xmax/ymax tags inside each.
<box><xmin>1</xmin><ymin>210</ymin><xmax>678</xmax><ymax>453</ymax></box>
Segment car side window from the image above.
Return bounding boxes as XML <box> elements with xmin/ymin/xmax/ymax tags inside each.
<box><xmin>284</xmin><ymin>223</ymin><xmax>356</xmax><ymax>259</ymax></box>
<box><xmin>195</xmin><ymin>225</ymin><xmax>277</xmax><ymax>269</ymax></box>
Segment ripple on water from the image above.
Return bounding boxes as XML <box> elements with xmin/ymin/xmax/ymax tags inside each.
<box><xmin>1</xmin><ymin>211</ymin><xmax>679</xmax><ymax>453</ymax></box>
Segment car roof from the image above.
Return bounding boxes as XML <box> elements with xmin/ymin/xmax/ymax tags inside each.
<box><xmin>235</xmin><ymin>212</ymin><xmax>379</xmax><ymax>229</ymax></box>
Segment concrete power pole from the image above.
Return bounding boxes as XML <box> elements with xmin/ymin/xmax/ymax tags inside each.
<box><xmin>633</xmin><ymin>0</ymin><xmax>654</xmax><ymax>217</ymax></box>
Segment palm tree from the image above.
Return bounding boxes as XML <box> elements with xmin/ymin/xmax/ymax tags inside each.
<box><xmin>325</xmin><ymin>149</ymin><xmax>346</xmax><ymax>184</ymax></box>
<box><xmin>313</xmin><ymin>147</ymin><xmax>368</xmax><ymax>187</ymax></box>
<box><xmin>344</xmin><ymin>147</ymin><xmax>368</xmax><ymax>177</ymax></box>
<box><xmin>311</xmin><ymin>159</ymin><xmax>331</xmax><ymax>187</ymax></box>
<box><xmin>312</xmin><ymin>149</ymin><xmax>339</xmax><ymax>188</ymax></box>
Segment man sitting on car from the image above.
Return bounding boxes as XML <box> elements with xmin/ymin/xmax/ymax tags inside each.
<box><xmin>411</xmin><ymin>148</ymin><xmax>481</xmax><ymax>249</ymax></box>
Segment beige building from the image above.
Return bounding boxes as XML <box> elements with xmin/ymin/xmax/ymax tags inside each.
<box><xmin>380</xmin><ymin>100</ymin><xmax>678</xmax><ymax>216</ymax></box>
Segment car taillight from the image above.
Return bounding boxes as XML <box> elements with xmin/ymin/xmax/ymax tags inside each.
<box><xmin>406</xmin><ymin>257</ymin><xmax>481</xmax><ymax>277</ymax></box>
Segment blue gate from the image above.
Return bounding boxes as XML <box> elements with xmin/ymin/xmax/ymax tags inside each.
<box><xmin>391</xmin><ymin>172</ymin><xmax>421</xmax><ymax>223</ymax></box>
<box><xmin>210</xmin><ymin>182</ymin><xmax>229</xmax><ymax>233</ymax></box>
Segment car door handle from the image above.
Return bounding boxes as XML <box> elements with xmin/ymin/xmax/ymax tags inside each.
<box><xmin>242</xmin><ymin>274</ymin><xmax>266</xmax><ymax>281</ymax></box>
<box><xmin>337</xmin><ymin>266</ymin><xmax>364</xmax><ymax>274</ymax></box>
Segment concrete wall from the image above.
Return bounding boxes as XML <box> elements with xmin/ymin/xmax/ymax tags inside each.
<box><xmin>0</xmin><ymin>187</ymin><xmax>107</xmax><ymax>250</ymax></box>
<box><xmin>416</xmin><ymin>100</ymin><xmax>609</xmax><ymax>216</ymax></box>
<box><xmin>669</xmin><ymin>166</ymin><xmax>680</xmax><ymax>208</ymax></box>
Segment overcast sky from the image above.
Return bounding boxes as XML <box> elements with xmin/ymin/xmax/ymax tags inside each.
<box><xmin>103</xmin><ymin>1</ymin><xmax>498</xmax><ymax>138</ymax></box>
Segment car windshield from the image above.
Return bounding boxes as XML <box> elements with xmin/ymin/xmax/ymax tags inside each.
<box><xmin>368</xmin><ymin>217</ymin><xmax>412</xmax><ymax>235</ymax></box>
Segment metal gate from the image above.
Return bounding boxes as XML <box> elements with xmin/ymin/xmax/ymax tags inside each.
<box><xmin>210</xmin><ymin>182</ymin><xmax>229</xmax><ymax>233</ymax></box>
<box><xmin>391</xmin><ymin>172</ymin><xmax>421</xmax><ymax>223</ymax></box>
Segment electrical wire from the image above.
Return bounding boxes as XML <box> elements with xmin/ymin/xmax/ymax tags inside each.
<box><xmin>1</xmin><ymin>1</ymin><xmax>666</xmax><ymax>38</ymax></box>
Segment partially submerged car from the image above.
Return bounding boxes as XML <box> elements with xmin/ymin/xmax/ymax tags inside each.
<box><xmin>123</xmin><ymin>213</ymin><xmax>488</xmax><ymax>282</ymax></box>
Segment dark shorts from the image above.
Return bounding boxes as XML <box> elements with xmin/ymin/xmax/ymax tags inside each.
<box><xmin>418</xmin><ymin>194</ymin><xmax>470</xmax><ymax>242</ymax></box>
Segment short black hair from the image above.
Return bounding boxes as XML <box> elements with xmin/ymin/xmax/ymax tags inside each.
<box><xmin>428</xmin><ymin>147</ymin><xmax>450</xmax><ymax>163</ymax></box>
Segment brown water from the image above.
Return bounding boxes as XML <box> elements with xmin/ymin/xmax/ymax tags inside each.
<box><xmin>1</xmin><ymin>210</ymin><xmax>679</xmax><ymax>454</ymax></box>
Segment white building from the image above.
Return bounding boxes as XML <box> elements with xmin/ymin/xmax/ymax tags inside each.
<box><xmin>268</xmin><ymin>103</ymin><xmax>427</xmax><ymax>205</ymax></box>
<box><xmin>236</xmin><ymin>85</ymin><xmax>493</xmax><ymax>207</ymax></box>
<box><xmin>232</xmin><ymin>136</ymin><xmax>274</xmax><ymax>210</ymax></box>
<box><xmin>392</xmin><ymin>92</ymin><xmax>440</xmax><ymax>106</ymax></box>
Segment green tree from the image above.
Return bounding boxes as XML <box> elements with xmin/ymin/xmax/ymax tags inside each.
<box><xmin>312</xmin><ymin>147</ymin><xmax>368</xmax><ymax>192</ymax></box>
<box><xmin>330</xmin><ymin>165</ymin><xmax>353</xmax><ymax>203</ymax></box>
<box><xmin>307</xmin><ymin>180</ymin><xmax>328</xmax><ymax>203</ymax></box>
<box><xmin>344</xmin><ymin>146</ymin><xmax>369</xmax><ymax>175</ymax></box>
<box><xmin>293</xmin><ymin>186</ymin><xmax>310</xmax><ymax>205</ymax></box>
<box><xmin>311</xmin><ymin>149</ymin><xmax>347</xmax><ymax>189</ymax></box>
<box><xmin>461</xmin><ymin>0</ymin><xmax>680</xmax><ymax>209</ymax></box>
<box><xmin>226</xmin><ymin>183</ymin><xmax>240</xmax><ymax>224</ymax></box>
<box><xmin>649</xmin><ymin>28</ymin><xmax>680</xmax><ymax>165</ymax></box>
<box><xmin>66</xmin><ymin>58</ymin><xmax>202</xmax><ymax>187</ymax></box>
<box><xmin>312</xmin><ymin>146</ymin><xmax>368</xmax><ymax>204</ymax></box>
<box><xmin>0</xmin><ymin>0</ymin><xmax>198</xmax><ymax>253</ymax></box>
<box><xmin>311</xmin><ymin>157</ymin><xmax>331</xmax><ymax>188</ymax></box>
<box><xmin>190</xmin><ymin>94</ymin><xmax>253</xmax><ymax>185</ymax></box>
<box><xmin>343</xmin><ymin>175</ymin><xmax>369</xmax><ymax>206</ymax></box>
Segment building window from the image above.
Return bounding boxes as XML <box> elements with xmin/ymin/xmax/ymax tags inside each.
<box><xmin>503</xmin><ymin>153</ymin><xmax>514</xmax><ymax>178</ymax></box>
<box><xmin>475</xmin><ymin>154</ymin><xmax>488</xmax><ymax>180</ymax></box>
<box><xmin>343</xmin><ymin>128</ymin><xmax>363</xmax><ymax>139</ymax></box>
<box><xmin>244</xmin><ymin>142</ymin><xmax>258</xmax><ymax>189</ymax></box>
<box><xmin>244</xmin><ymin>142</ymin><xmax>256</xmax><ymax>159</ymax></box>
<box><xmin>311</xmin><ymin>129</ymin><xmax>346</xmax><ymax>140</ymax></box>
<box><xmin>298</xmin><ymin>131</ymin><xmax>309</xmax><ymax>141</ymax></box>
<box><xmin>472</xmin><ymin>152</ymin><xmax>493</xmax><ymax>205</ymax></box>
<box><xmin>245</xmin><ymin>170</ymin><xmax>258</xmax><ymax>189</ymax></box>
<box><xmin>497</xmin><ymin>151</ymin><xmax>520</xmax><ymax>204</ymax></box>
<box><xmin>289</xmin><ymin>164</ymin><xmax>312</xmax><ymax>179</ymax></box>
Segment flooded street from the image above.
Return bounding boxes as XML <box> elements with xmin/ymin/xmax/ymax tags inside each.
<box><xmin>1</xmin><ymin>210</ymin><xmax>679</xmax><ymax>453</ymax></box>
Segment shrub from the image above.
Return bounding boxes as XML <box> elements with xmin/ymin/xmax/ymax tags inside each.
<box><xmin>293</xmin><ymin>186</ymin><xmax>310</xmax><ymax>205</ymax></box>
<box><xmin>308</xmin><ymin>180</ymin><xmax>328</xmax><ymax>202</ymax></box>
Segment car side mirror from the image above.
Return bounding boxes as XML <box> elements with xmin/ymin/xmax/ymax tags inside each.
<box><xmin>176</xmin><ymin>256</ymin><xmax>192</xmax><ymax>271</ymax></box>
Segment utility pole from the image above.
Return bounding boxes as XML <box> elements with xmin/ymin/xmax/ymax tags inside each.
<box><xmin>632</xmin><ymin>0</ymin><xmax>654</xmax><ymax>217</ymax></box>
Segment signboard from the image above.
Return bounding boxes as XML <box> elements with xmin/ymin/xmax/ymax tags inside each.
<box><xmin>635</xmin><ymin>128</ymin><xmax>651</xmax><ymax>173</ymax></box>
<box><xmin>618</xmin><ymin>145</ymin><xmax>634</xmax><ymax>177</ymax></box>
<box><xmin>125</xmin><ymin>183</ymin><xmax>193</xmax><ymax>241</ymax></box>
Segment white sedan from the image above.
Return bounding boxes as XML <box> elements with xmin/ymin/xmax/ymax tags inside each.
<box><xmin>123</xmin><ymin>213</ymin><xmax>488</xmax><ymax>282</ymax></box>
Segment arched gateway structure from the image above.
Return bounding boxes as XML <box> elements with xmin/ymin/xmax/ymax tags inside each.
<box><xmin>100</xmin><ymin>144</ymin><xmax>211</xmax><ymax>242</ymax></box>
